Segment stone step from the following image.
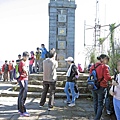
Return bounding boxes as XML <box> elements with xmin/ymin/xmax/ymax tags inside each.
<box><xmin>10</xmin><ymin>79</ymin><xmax>88</xmax><ymax>87</ymax></box>
<box><xmin>0</xmin><ymin>90</ymin><xmax>92</xmax><ymax>98</ymax></box>
<box><xmin>29</xmin><ymin>73</ymin><xmax>89</xmax><ymax>81</ymax></box>
<box><xmin>12</xmin><ymin>85</ymin><xmax>90</xmax><ymax>93</ymax></box>
<box><xmin>28</xmin><ymin>80</ymin><xmax>88</xmax><ymax>87</ymax></box>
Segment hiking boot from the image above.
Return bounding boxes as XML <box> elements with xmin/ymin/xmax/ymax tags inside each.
<box><xmin>68</xmin><ymin>103</ymin><xmax>75</xmax><ymax>107</ymax></box>
<box><xmin>20</xmin><ymin>112</ymin><xmax>30</xmax><ymax>117</ymax></box>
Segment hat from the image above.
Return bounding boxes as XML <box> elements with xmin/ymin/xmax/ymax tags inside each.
<box><xmin>65</xmin><ymin>57</ymin><xmax>74</xmax><ymax>62</ymax></box>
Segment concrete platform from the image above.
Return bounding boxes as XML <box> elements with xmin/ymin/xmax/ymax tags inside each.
<box><xmin>0</xmin><ymin>97</ymin><xmax>94</xmax><ymax>120</ymax></box>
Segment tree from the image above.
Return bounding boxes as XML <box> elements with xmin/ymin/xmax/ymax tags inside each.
<box><xmin>90</xmin><ymin>51</ymin><xmax>96</xmax><ymax>63</ymax></box>
<box><xmin>108</xmin><ymin>23</ymin><xmax>120</xmax><ymax>74</ymax></box>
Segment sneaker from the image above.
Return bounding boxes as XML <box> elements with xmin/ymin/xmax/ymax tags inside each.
<box><xmin>64</xmin><ymin>100</ymin><xmax>71</xmax><ymax>104</ymax></box>
<box><xmin>68</xmin><ymin>103</ymin><xmax>75</xmax><ymax>107</ymax></box>
<box><xmin>20</xmin><ymin>112</ymin><xmax>30</xmax><ymax>117</ymax></box>
<box><xmin>76</xmin><ymin>92</ymin><xmax>79</xmax><ymax>98</ymax></box>
<box><xmin>39</xmin><ymin>105</ymin><xmax>43</xmax><ymax>108</ymax></box>
<box><xmin>107</xmin><ymin>110</ymin><xmax>112</xmax><ymax>115</ymax></box>
<box><xmin>48</xmin><ymin>107</ymin><xmax>53</xmax><ymax>111</ymax></box>
<box><xmin>18</xmin><ymin>110</ymin><xmax>22</xmax><ymax>114</ymax></box>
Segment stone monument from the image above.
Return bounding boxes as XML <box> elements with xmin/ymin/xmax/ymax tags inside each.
<box><xmin>49</xmin><ymin>0</ymin><xmax>77</xmax><ymax>71</ymax></box>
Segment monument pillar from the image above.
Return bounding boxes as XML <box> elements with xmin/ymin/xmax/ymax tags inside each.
<box><xmin>49</xmin><ymin>0</ymin><xmax>77</xmax><ymax>71</ymax></box>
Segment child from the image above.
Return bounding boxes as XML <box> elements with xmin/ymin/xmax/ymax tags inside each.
<box><xmin>110</xmin><ymin>60</ymin><xmax>120</xmax><ymax>120</ymax></box>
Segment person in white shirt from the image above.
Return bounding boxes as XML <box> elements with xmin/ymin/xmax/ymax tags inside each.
<box><xmin>110</xmin><ymin>60</ymin><xmax>120</xmax><ymax>120</ymax></box>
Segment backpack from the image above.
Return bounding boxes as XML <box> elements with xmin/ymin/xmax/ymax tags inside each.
<box><xmin>13</xmin><ymin>64</ymin><xmax>19</xmax><ymax>80</ymax></box>
<box><xmin>13</xmin><ymin>62</ymin><xmax>22</xmax><ymax>80</ymax></box>
<box><xmin>87</xmin><ymin>64</ymin><xmax>103</xmax><ymax>90</ymax></box>
<box><xmin>4</xmin><ymin>64</ymin><xmax>9</xmax><ymax>72</ymax></box>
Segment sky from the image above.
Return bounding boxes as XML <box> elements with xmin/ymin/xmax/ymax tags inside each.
<box><xmin>0</xmin><ymin>0</ymin><xmax>120</xmax><ymax>66</ymax></box>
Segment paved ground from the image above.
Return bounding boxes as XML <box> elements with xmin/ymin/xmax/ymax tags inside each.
<box><xmin>0</xmin><ymin>97</ymin><xmax>95</xmax><ymax>120</ymax></box>
<box><xmin>0</xmin><ymin>81</ymin><xmax>117</xmax><ymax>120</ymax></box>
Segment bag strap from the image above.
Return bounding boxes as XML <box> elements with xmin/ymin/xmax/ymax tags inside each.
<box><xmin>94</xmin><ymin>64</ymin><xmax>101</xmax><ymax>69</ymax></box>
<box><xmin>93</xmin><ymin>64</ymin><xmax>104</xmax><ymax>82</ymax></box>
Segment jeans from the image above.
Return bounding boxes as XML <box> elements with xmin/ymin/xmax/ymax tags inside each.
<box><xmin>40</xmin><ymin>81</ymin><xmax>56</xmax><ymax>108</ymax></box>
<box><xmin>18</xmin><ymin>80</ymin><xmax>28</xmax><ymax>113</ymax></box>
<box><xmin>105</xmin><ymin>88</ymin><xmax>111</xmax><ymax>111</ymax></box>
<box><xmin>113</xmin><ymin>98</ymin><xmax>120</xmax><ymax>120</ymax></box>
<box><xmin>29</xmin><ymin>64</ymin><xmax>33</xmax><ymax>74</ymax></box>
<box><xmin>40</xmin><ymin>58</ymin><xmax>44</xmax><ymax>72</ymax></box>
<box><xmin>92</xmin><ymin>87</ymin><xmax>107</xmax><ymax>120</ymax></box>
<box><xmin>35</xmin><ymin>59</ymin><xmax>40</xmax><ymax>72</ymax></box>
<box><xmin>64</xmin><ymin>82</ymin><xmax>77</xmax><ymax>103</ymax></box>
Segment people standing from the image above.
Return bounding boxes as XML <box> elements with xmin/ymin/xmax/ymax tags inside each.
<box><xmin>40</xmin><ymin>44</ymin><xmax>47</xmax><ymax>72</ymax></box>
<box><xmin>39</xmin><ymin>50</ymin><xmax>58</xmax><ymax>110</ymax></box>
<box><xmin>17</xmin><ymin>51</ymin><xmax>30</xmax><ymax>117</ymax></box>
<box><xmin>2</xmin><ymin>60</ymin><xmax>9</xmax><ymax>81</ymax></box>
<box><xmin>16</xmin><ymin>54</ymin><xmax>21</xmax><ymax>63</ymax></box>
<box><xmin>8</xmin><ymin>61</ymin><xmax>14</xmax><ymax>81</ymax></box>
<box><xmin>110</xmin><ymin>60</ymin><xmax>120</xmax><ymax>120</ymax></box>
<box><xmin>90</xmin><ymin>54</ymin><xmax>113</xmax><ymax>120</ymax></box>
<box><xmin>35</xmin><ymin>47</ymin><xmax>41</xmax><ymax>73</ymax></box>
<box><xmin>29</xmin><ymin>51</ymin><xmax>34</xmax><ymax>74</ymax></box>
<box><xmin>64</xmin><ymin>57</ymin><xmax>78</xmax><ymax>107</ymax></box>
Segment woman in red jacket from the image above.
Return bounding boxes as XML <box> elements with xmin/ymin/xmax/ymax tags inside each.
<box><xmin>90</xmin><ymin>54</ymin><xmax>113</xmax><ymax>120</ymax></box>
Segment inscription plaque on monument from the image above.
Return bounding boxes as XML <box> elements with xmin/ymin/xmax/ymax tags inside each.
<box><xmin>58</xmin><ymin>15</ymin><xmax>66</xmax><ymax>22</ymax></box>
<box><xmin>58</xmin><ymin>41</ymin><xmax>66</xmax><ymax>49</ymax></box>
<box><xmin>58</xmin><ymin>28</ymin><xmax>66</xmax><ymax>36</ymax></box>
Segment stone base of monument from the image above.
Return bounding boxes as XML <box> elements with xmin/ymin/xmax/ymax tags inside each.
<box><xmin>0</xmin><ymin>73</ymin><xmax>92</xmax><ymax>98</ymax></box>
<box><xmin>57</xmin><ymin>68</ymin><xmax>67</xmax><ymax>72</ymax></box>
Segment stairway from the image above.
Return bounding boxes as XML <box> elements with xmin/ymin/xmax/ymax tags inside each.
<box><xmin>0</xmin><ymin>73</ymin><xmax>92</xmax><ymax>98</ymax></box>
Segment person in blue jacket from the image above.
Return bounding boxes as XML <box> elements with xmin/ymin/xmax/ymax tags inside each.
<box><xmin>40</xmin><ymin>44</ymin><xmax>47</xmax><ymax>72</ymax></box>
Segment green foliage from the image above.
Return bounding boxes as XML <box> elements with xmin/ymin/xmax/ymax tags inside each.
<box><xmin>108</xmin><ymin>50</ymin><xmax>120</xmax><ymax>75</ymax></box>
<box><xmin>99</xmin><ymin>38</ymin><xmax>105</xmax><ymax>45</ymax></box>
<box><xmin>90</xmin><ymin>51</ymin><xmax>96</xmax><ymax>63</ymax></box>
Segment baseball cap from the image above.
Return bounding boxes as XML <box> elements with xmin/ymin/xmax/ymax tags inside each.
<box><xmin>65</xmin><ymin>57</ymin><xmax>74</xmax><ymax>62</ymax></box>
<box><xmin>97</xmin><ymin>54</ymin><xmax>109</xmax><ymax>60</ymax></box>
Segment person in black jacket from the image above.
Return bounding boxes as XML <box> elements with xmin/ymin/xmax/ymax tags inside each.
<box><xmin>64</xmin><ymin>57</ymin><xmax>78</xmax><ymax>107</ymax></box>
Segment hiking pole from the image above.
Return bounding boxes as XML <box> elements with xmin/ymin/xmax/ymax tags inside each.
<box><xmin>113</xmin><ymin>69</ymin><xmax>118</xmax><ymax>92</ymax></box>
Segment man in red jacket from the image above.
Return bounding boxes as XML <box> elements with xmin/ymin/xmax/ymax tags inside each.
<box><xmin>90</xmin><ymin>54</ymin><xmax>113</xmax><ymax>120</ymax></box>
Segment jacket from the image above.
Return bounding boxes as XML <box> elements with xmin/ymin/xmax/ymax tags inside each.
<box><xmin>67</xmin><ymin>64</ymin><xmax>78</xmax><ymax>82</ymax></box>
<box><xmin>43</xmin><ymin>58</ymin><xmax>58</xmax><ymax>82</ymax></box>
<box><xmin>2</xmin><ymin>64</ymin><xmax>9</xmax><ymax>72</ymax></box>
<box><xmin>40</xmin><ymin>48</ymin><xmax>47</xmax><ymax>59</ymax></box>
<box><xmin>90</xmin><ymin>62</ymin><xmax>112</xmax><ymax>88</ymax></box>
